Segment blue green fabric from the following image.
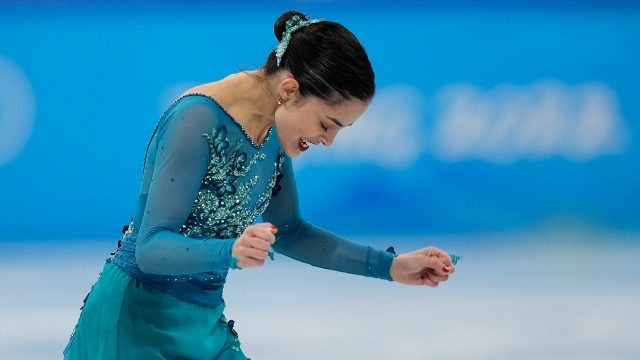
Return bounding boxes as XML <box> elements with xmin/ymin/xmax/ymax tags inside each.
<box><xmin>109</xmin><ymin>93</ymin><xmax>395</xmax><ymax>308</ymax></box>
<box><xmin>264</xmin><ymin>152</ymin><xmax>397</xmax><ymax>280</ymax></box>
<box><xmin>66</xmin><ymin>93</ymin><xmax>397</xmax><ymax>357</ymax></box>
<box><xmin>63</xmin><ymin>260</ymin><xmax>249</xmax><ymax>359</ymax></box>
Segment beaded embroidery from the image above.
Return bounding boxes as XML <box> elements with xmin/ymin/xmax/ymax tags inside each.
<box><xmin>275</xmin><ymin>15</ymin><xmax>325</xmax><ymax>67</ymax></box>
<box><xmin>142</xmin><ymin>93</ymin><xmax>272</xmax><ymax>172</ymax></box>
<box><xmin>111</xmin><ymin>94</ymin><xmax>283</xmax><ymax>284</ymax></box>
<box><xmin>179</xmin><ymin>125</ymin><xmax>283</xmax><ymax>239</ymax></box>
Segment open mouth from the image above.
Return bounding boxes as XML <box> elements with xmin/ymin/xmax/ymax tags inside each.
<box><xmin>298</xmin><ymin>138</ymin><xmax>309</xmax><ymax>152</ymax></box>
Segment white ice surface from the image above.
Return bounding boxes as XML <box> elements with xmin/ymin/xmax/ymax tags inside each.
<box><xmin>1</xmin><ymin>233</ymin><xmax>638</xmax><ymax>360</ymax></box>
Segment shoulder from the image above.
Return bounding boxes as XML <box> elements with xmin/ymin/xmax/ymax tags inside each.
<box><xmin>178</xmin><ymin>81</ymin><xmax>220</xmax><ymax>98</ymax></box>
<box><xmin>167</xmin><ymin>84</ymin><xmax>228</xmax><ymax>121</ymax></box>
<box><xmin>156</xmin><ymin>94</ymin><xmax>223</xmax><ymax>143</ymax></box>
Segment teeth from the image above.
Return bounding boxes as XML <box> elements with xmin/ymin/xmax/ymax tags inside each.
<box><xmin>300</xmin><ymin>138</ymin><xmax>309</xmax><ymax>148</ymax></box>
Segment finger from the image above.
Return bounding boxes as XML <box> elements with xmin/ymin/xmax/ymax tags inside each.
<box><xmin>248</xmin><ymin>236</ymin><xmax>271</xmax><ymax>252</ymax></box>
<box><xmin>247</xmin><ymin>224</ymin><xmax>272</xmax><ymax>234</ymax></box>
<box><xmin>440</xmin><ymin>254</ymin><xmax>453</xmax><ymax>267</ymax></box>
<box><xmin>423</xmin><ymin>247</ymin><xmax>453</xmax><ymax>267</ymax></box>
<box><xmin>440</xmin><ymin>264</ymin><xmax>453</xmax><ymax>275</ymax></box>
<box><xmin>251</xmin><ymin>227</ymin><xmax>276</xmax><ymax>245</ymax></box>
<box><xmin>421</xmin><ymin>273</ymin><xmax>439</xmax><ymax>287</ymax></box>
<box><xmin>439</xmin><ymin>251</ymin><xmax>455</xmax><ymax>267</ymax></box>
<box><xmin>240</xmin><ymin>247</ymin><xmax>269</xmax><ymax>262</ymax></box>
<box><xmin>415</xmin><ymin>246</ymin><xmax>442</xmax><ymax>258</ymax></box>
<box><xmin>446</xmin><ymin>264</ymin><xmax>456</xmax><ymax>275</ymax></box>
<box><xmin>259</xmin><ymin>222</ymin><xmax>279</xmax><ymax>235</ymax></box>
<box><xmin>422</xmin><ymin>256</ymin><xmax>450</xmax><ymax>276</ymax></box>
<box><xmin>425</xmin><ymin>271</ymin><xmax>449</xmax><ymax>282</ymax></box>
<box><xmin>422</xmin><ymin>247</ymin><xmax>454</xmax><ymax>268</ymax></box>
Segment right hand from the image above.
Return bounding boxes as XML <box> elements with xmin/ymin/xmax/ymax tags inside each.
<box><xmin>231</xmin><ymin>222</ymin><xmax>277</xmax><ymax>269</ymax></box>
<box><xmin>389</xmin><ymin>246</ymin><xmax>455</xmax><ymax>287</ymax></box>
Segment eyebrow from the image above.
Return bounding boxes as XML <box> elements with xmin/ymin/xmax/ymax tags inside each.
<box><xmin>328</xmin><ymin>116</ymin><xmax>351</xmax><ymax>127</ymax></box>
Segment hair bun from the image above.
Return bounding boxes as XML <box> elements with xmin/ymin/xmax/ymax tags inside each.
<box><xmin>274</xmin><ymin>10</ymin><xmax>309</xmax><ymax>41</ymax></box>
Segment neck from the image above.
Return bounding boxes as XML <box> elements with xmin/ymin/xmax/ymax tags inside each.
<box><xmin>220</xmin><ymin>69</ymin><xmax>279</xmax><ymax>144</ymax></box>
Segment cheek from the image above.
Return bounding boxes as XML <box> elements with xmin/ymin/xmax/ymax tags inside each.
<box><xmin>275</xmin><ymin>108</ymin><xmax>293</xmax><ymax>131</ymax></box>
<box><xmin>275</xmin><ymin>113</ymin><xmax>302</xmax><ymax>157</ymax></box>
<box><xmin>275</xmin><ymin>111</ymin><xmax>302</xmax><ymax>137</ymax></box>
<box><xmin>275</xmin><ymin>104</ymin><xmax>318</xmax><ymax>144</ymax></box>
<box><xmin>276</xmin><ymin>132</ymin><xmax>301</xmax><ymax>158</ymax></box>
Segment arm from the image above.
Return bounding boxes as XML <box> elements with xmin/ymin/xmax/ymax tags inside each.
<box><xmin>261</xmin><ymin>154</ymin><xmax>397</xmax><ymax>281</ymax></box>
<box><xmin>135</xmin><ymin>100</ymin><xmax>234</xmax><ymax>275</ymax></box>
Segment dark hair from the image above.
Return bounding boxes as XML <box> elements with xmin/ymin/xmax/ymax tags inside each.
<box><xmin>262</xmin><ymin>10</ymin><xmax>375</xmax><ymax>104</ymax></box>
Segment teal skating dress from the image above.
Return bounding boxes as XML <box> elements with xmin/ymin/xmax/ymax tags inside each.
<box><xmin>63</xmin><ymin>93</ymin><xmax>397</xmax><ymax>359</ymax></box>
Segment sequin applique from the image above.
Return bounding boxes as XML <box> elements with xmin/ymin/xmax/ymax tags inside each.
<box><xmin>271</xmin><ymin>153</ymin><xmax>285</xmax><ymax>197</ymax></box>
<box><xmin>179</xmin><ymin>125</ymin><xmax>282</xmax><ymax>239</ymax></box>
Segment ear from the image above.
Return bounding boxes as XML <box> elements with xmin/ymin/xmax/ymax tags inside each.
<box><xmin>278</xmin><ymin>77</ymin><xmax>300</xmax><ymax>102</ymax></box>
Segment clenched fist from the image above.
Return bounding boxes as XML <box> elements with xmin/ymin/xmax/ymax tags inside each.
<box><xmin>231</xmin><ymin>223</ymin><xmax>277</xmax><ymax>269</ymax></box>
<box><xmin>389</xmin><ymin>246</ymin><xmax>456</xmax><ymax>287</ymax></box>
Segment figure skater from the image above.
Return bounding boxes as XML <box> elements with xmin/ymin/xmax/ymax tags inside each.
<box><xmin>63</xmin><ymin>10</ymin><xmax>456</xmax><ymax>359</ymax></box>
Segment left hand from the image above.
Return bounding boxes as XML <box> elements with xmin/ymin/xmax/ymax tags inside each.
<box><xmin>389</xmin><ymin>246</ymin><xmax>455</xmax><ymax>287</ymax></box>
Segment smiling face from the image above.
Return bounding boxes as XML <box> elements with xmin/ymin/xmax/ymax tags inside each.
<box><xmin>274</xmin><ymin>95</ymin><xmax>369</xmax><ymax>157</ymax></box>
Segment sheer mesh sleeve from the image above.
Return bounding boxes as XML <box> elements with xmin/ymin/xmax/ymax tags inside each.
<box><xmin>135</xmin><ymin>101</ymin><xmax>234</xmax><ymax>275</ymax></box>
<box><xmin>262</xmin><ymin>155</ymin><xmax>397</xmax><ymax>281</ymax></box>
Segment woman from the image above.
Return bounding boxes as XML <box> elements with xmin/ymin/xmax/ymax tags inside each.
<box><xmin>63</xmin><ymin>10</ymin><xmax>456</xmax><ymax>359</ymax></box>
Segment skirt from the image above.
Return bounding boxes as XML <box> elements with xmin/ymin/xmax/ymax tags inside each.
<box><xmin>63</xmin><ymin>261</ymin><xmax>250</xmax><ymax>360</ymax></box>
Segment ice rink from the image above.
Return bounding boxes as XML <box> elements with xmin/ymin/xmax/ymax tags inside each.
<box><xmin>2</xmin><ymin>231</ymin><xmax>638</xmax><ymax>359</ymax></box>
<box><xmin>2</xmin><ymin>2</ymin><xmax>639</xmax><ymax>359</ymax></box>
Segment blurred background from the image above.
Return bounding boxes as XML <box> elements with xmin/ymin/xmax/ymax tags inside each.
<box><xmin>1</xmin><ymin>0</ymin><xmax>638</xmax><ymax>359</ymax></box>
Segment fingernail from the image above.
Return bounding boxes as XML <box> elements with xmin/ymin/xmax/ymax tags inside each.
<box><xmin>270</xmin><ymin>225</ymin><xmax>278</xmax><ymax>233</ymax></box>
<box><xmin>442</xmin><ymin>267</ymin><xmax>449</xmax><ymax>273</ymax></box>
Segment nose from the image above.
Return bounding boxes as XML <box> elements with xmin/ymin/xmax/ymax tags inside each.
<box><xmin>321</xmin><ymin>129</ymin><xmax>338</xmax><ymax>147</ymax></box>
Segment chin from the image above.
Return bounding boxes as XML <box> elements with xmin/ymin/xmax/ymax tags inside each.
<box><xmin>284</xmin><ymin>146</ymin><xmax>301</xmax><ymax>158</ymax></box>
<box><xmin>277</xmin><ymin>133</ymin><xmax>298</xmax><ymax>158</ymax></box>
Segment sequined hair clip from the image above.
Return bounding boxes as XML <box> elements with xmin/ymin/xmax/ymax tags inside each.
<box><xmin>275</xmin><ymin>15</ymin><xmax>325</xmax><ymax>67</ymax></box>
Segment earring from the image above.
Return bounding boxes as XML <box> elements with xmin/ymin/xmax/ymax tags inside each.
<box><xmin>277</xmin><ymin>96</ymin><xmax>285</xmax><ymax>105</ymax></box>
